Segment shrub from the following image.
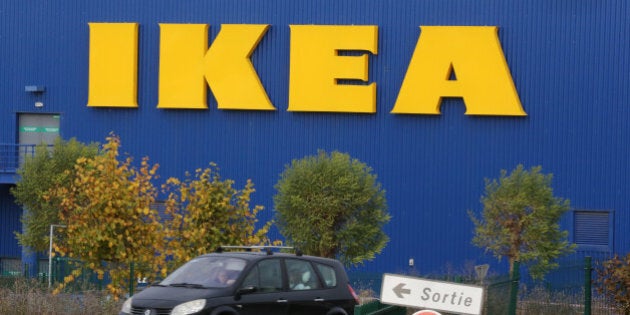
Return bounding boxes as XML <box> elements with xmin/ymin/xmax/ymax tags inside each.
<box><xmin>0</xmin><ymin>277</ymin><xmax>122</xmax><ymax>314</ymax></box>
<box><xmin>597</xmin><ymin>253</ymin><xmax>630</xmax><ymax>315</ymax></box>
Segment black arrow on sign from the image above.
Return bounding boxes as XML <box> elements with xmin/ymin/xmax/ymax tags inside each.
<box><xmin>393</xmin><ymin>283</ymin><xmax>411</xmax><ymax>298</ymax></box>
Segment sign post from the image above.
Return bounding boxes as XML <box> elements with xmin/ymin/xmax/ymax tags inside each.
<box><xmin>380</xmin><ymin>273</ymin><xmax>484</xmax><ymax>315</ymax></box>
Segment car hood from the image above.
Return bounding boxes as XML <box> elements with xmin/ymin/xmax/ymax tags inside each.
<box><xmin>131</xmin><ymin>286</ymin><xmax>232</xmax><ymax>308</ymax></box>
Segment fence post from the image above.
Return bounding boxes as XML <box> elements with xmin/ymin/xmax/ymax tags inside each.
<box><xmin>508</xmin><ymin>261</ymin><xmax>520</xmax><ymax>315</ymax></box>
<box><xmin>584</xmin><ymin>256</ymin><xmax>592</xmax><ymax>315</ymax></box>
<box><xmin>52</xmin><ymin>257</ymin><xmax>57</xmax><ymax>285</ymax></box>
<box><xmin>355</xmin><ymin>304</ymin><xmax>363</xmax><ymax>315</ymax></box>
<box><xmin>129</xmin><ymin>262</ymin><xmax>135</xmax><ymax>297</ymax></box>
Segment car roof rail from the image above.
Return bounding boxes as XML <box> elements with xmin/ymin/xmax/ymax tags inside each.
<box><xmin>216</xmin><ymin>245</ymin><xmax>302</xmax><ymax>256</ymax></box>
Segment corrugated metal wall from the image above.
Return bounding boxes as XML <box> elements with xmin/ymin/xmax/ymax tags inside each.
<box><xmin>0</xmin><ymin>186</ymin><xmax>21</xmax><ymax>258</ymax></box>
<box><xmin>1</xmin><ymin>0</ymin><xmax>629</xmax><ymax>275</ymax></box>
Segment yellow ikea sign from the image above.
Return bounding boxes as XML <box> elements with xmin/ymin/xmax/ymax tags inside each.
<box><xmin>87</xmin><ymin>23</ymin><xmax>525</xmax><ymax>116</ymax></box>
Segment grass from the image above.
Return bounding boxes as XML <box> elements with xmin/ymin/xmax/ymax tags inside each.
<box><xmin>517</xmin><ymin>285</ymin><xmax>622</xmax><ymax>315</ymax></box>
<box><xmin>0</xmin><ymin>277</ymin><xmax>123</xmax><ymax>315</ymax></box>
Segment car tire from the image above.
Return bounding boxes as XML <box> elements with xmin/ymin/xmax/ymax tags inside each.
<box><xmin>210</xmin><ymin>306</ymin><xmax>239</xmax><ymax>315</ymax></box>
<box><xmin>326</xmin><ymin>307</ymin><xmax>350</xmax><ymax>315</ymax></box>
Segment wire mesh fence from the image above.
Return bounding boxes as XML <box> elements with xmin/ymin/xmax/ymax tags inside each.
<box><xmin>516</xmin><ymin>256</ymin><xmax>620</xmax><ymax>315</ymax></box>
<box><xmin>349</xmin><ymin>256</ymin><xmax>623</xmax><ymax>315</ymax></box>
<box><xmin>1</xmin><ymin>254</ymin><xmax>626</xmax><ymax>314</ymax></box>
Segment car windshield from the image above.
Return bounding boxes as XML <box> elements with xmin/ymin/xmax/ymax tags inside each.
<box><xmin>160</xmin><ymin>256</ymin><xmax>247</xmax><ymax>288</ymax></box>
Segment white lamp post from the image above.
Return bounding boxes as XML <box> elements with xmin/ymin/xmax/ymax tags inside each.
<box><xmin>48</xmin><ymin>224</ymin><xmax>66</xmax><ymax>289</ymax></box>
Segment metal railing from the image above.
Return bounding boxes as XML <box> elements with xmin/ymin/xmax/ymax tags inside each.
<box><xmin>0</xmin><ymin>143</ymin><xmax>37</xmax><ymax>173</ymax></box>
<box><xmin>349</xmin><ymin>256</ymin><xmax>619</xmax><ymax>315</ymax></box>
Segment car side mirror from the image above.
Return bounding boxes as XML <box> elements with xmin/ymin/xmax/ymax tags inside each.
<box><xmin>235</xmin><ymin>286</ymin><xmax>257</xmax><ymax>300</ymax></box>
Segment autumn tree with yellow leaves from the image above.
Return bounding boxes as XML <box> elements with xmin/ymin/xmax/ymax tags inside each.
<box><xmin>12</xmin><ymin>138</ymin><xmax>99</xmax><ymax>252</ymax></box>
<box><xmin>49</xmin><ymin>135</ymin><xmax>164</xmax><ymax>297</ymax></box>
<box><xmin>27</xmin><ymin>134</ymin><xmax>273</xmax><ymax>297</ymax></box>
<box><xmin>162</xmin><ymin>164</ymin><xmax>273</xmax><ymax>269</ymax></box>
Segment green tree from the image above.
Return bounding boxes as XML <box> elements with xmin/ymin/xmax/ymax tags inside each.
<box><xmin>11</xmin><ymin>137</ymin><xmax>99</xmax><ymax>252</ymax></box>
<box><xmin>162</xmin><ymin>164</ymin><xmax>273</xmax><ymax>269</ymax></box>
<box><xmin>49</xmin><ymin>135</ymin><xmax>164</xmax><ymax>297</ymax></box>
<box><xmin>597</xmin><ymin>253</ymin><xmax>630</xmax><ymax>315</ymax></box>
<box><xmin>469</xmin><ymin>165</ymin><xmax>575</xmax><ymax>279</ymax></box>
<box><xmin>273</xmin><ymin>150</ymin><xmax>390</xmax><ymax>266</ymax></box>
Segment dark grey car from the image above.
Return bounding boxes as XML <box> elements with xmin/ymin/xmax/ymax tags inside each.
<box><xmin>120</xmin><ymin>249</ymin><xmax>359</xmax><ymax>315</ymax></box>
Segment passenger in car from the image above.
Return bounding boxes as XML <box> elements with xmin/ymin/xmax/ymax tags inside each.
<box><xmin>290</xmin><ymin>270</ymin><xmax>311</xmax><ymax>290</ymax></box>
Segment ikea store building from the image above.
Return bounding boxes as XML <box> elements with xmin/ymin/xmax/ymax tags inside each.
<box><xmin>1</xmin><ymin>0</ymin><xmax>628</xmax><ymax>279</ymax></box>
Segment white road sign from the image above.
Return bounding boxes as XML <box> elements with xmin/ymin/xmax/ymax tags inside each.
<box><xmin>380</xmin><ymin>273</ymin><xmax>484</xmax><ymax>315</ymax></box>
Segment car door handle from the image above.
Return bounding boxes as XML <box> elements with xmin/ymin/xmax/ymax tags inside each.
<box><xmin>314</xmin><ymin>298</ymin><xmax>325</xmax><ymax>302</ymax></box>
<box><xmin>277</xmin><ymin>299</ymin><xmax>288</xmax><ymax>303</ymax></box>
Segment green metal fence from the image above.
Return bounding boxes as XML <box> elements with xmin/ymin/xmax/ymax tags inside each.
<box><xmin>48</xmin><ymin>257</ymin><xmax>108</xmax><ymax>291</ymax></box>
<box><xmin>350</xmin><ymin>256</ymin><xmax>621</xmax><ymax>315</ymax></box>
<box><xmin>2</xmin><ymin>255</ymin><xmax>623</xmax><ymax>314</ymax></box>
<box><xmin>516</xmin><ymin>257</ymin><xmax>618</xmax><ymax>315</ymax></box>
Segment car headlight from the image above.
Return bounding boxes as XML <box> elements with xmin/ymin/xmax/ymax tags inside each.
<box><xmin>120</xmin><ymin>297</ymin><xmax>133</xmax><ymax>314</ymax></box>
<box><xmin>171</xmin><ymin>299</ymin><xmax>206</xmax><ymax>315</ymax></box>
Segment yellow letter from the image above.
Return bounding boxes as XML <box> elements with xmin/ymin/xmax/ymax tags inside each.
<box><xmin>289</xmin><ymin>25</ymin><xmax>378</xmax><ymax>113</ymax></box>
<box><xmin>204</xmin><ymin>24</ymin><xmax>274</xmax><ymax>110</ymax></box>
<box><xmin>392</xmin><ymin>26</ymin><xmax>525</xmax><ymax>116</ymax></box>
<box><xmin>158</xmin><ymin>24</ymin><xmax>273</xmax><ymax>110</ymax></box>
<box><xmin>158</xmin><ymin>24</ymin><xmax>209</xmax><ymax>109</ymax></box>
<box><xmin>88</xmin><ymin>23</ymin><xmax>138</xmax><ymax>107</ymax></box>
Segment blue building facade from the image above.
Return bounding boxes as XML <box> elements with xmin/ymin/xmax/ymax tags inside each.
<box><xmin>1</xmin><ymin>0</ymin><xmax>628</xmax><ymax>277</ymax></box>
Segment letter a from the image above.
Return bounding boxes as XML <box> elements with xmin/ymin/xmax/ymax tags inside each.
<box><xmin>392</xmin><ymin>26</ymin><xmax>526</xmax><ymax>116</ymax></box>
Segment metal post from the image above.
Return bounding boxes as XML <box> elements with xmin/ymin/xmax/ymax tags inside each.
<box><xmin>584</xmin><ymin>256</ymin><xmax>592</xmax><ymax>315</ymax></box>
<box><xmin>48</xmin><ymin>224</ymin><xmax>66</xmax><ymax>289</ymax></box>
<box><xmin>508</xmin><ymin>261</ymin><xmax>520</xmax><ymax>315</ymax></box>
<box><xmin>129</xmin><ymin>262</ymin><xmax>135</xmax><ymax>297</ymax></box>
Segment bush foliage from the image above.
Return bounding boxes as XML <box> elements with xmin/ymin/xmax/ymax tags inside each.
<box><xmin>274</xmin><ymin>150</ymin><xmax>390</xmax><ymax>266</ymax></box>
<box><xmin>18</xmin><ymin>134</ymin><xmax>272</xmax><ymax>298</ymax></box>
<box><xmin>12</xmin><ymin>138</ymin><xmax>99</xmax><ymax>252</ymax></box>
<box><xmin>597</xmin><ymin>253</ymin><xmax>630</xmax><ymax>315</ymax></box>
<box><xmin>469</xmin><ymin>165</ymin><xmax>575</xmax><ymax>279</ymax></box>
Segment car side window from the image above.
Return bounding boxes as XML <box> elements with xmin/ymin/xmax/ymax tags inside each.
<box><xmin>242</xmin><ymin>259</ymin><xmax>283</xmax><ymax>292</ymax></box>
<box><xmin>286</xmin><ymin>259</ymin><xmax>320</xmax><ymax>291</ymax></box>
<box><xmin>315</xmin><ymin>263</ymin><xmax>337</xmax><ymax>288</ymax></box>
<box><xmin>241</xmin><ymin>266</ymin><xmax>259</xmax><ymax>288</ymax></box>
